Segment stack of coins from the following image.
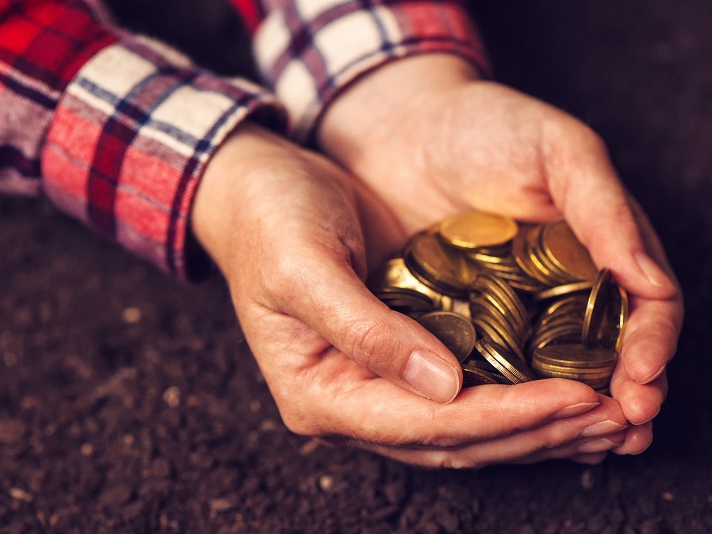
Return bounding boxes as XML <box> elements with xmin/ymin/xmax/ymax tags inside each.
<box><xmin>368</xmin><ymin>211</ymin><xmax>629</xmax><ymax>394</ymax></box>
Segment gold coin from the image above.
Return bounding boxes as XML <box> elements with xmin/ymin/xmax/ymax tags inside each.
<box><xmin>537</xmin><ymin>294</ymin><xmax>588</xmax><ymax>317</ymax></box>
<box><xmin>475</xmin><ymin>338</ymin><xmax>536</xmax><ymax>384</ymax></box>
<box><xmin>532</xmin><ymin>363</ymin><xmax>613</xmax><ymax>379</ymax></box>
<box><xmin>532</xmin><ymin>343</ymin><xmax>617</xmax><ymax>369</ymax></box>
<box><xmin>463</xmin><ymin>358</ymin><xmax>500</xmax><ymax>373</ymax></box>
<box><xmin>469</xmin><ymin>299</ymin><xmax>523</xmax><ymax>347</ymax></box>
<box><xmin>614</xmin><ymin>285</ymin><xmax>628</xmax><ymax>353</ymax></box>
<box><xmin>531</xmin><ymin>225</ymin><xmax>574</xmax><ymax>284</ymax></box>
<box><xmin>512</xmin><ymin>226</ymin><xmax>553</xmax><ymax>285</ymax></box>
<box><xmin>525</xmin><ymin>226</ymin><xmax>558</xmax><ymax>282</ymax></box>
<box><xmin>405</xmin><ymin>232</ymin><xmax>478</xmax><ymax>295</ymax></box>
<box><xmin>534</xmin><ymin>312</ymin><xmax>584</xmax><ymax>331</ymax></box>
<box><xmin>462</xmin><ymin>364</ymin><xmax>506</xmax><ymax>386</ymax></box>
<box><xmin>376</xmin><ymin>288</ymin><xmax>435</xmax><ymax>313</ymax></box>
<box><xmin>541</xmin><ymin>221</ymin><xmax>598</xmax><ymax>282</ymax></box>
<box><xmin>472</xmin><ymin>273</ymin><xmax>530</xmax><ymax>341</ymax></box>
<box><xmin>417</xmin><ymin>311</ymin><xmax>477</xmax><ymax>363</ymax></box>
<box><xmin>582</xmin><ymin>269</ymin><xmax>627</xmax><ymax>350</ymax></box>
<box><xmin>438</xmin><ymin>210</ymin><xmax>519</xmax><ymax>250</ymax></box>
<box><xmin>533</xmin><ymin>281</ymin><xmax>594</xmax><ymax>302</ymax></box>
<box><xmin>528</xmin><ymin>324</ymin><xmax>583</xmax><ymax>354</ymax></box>
<box><xmin>373</xmin><ymin>214</ymin><xmax>624</xmax><ymax>395</ymax></box>
<box><xmin>467</xmin><ymin>251</ymin><xmax>510</xmax><ymax>265</ymax></box>
<box><xmin>370</xmin><ymin>256</ymin><xmax>443</xmax><ymax>307</ymax></box>
<box><xmin>532</xmin><ymin>367</ymin><xmax>612</xmax><ymax>388</ymax></box>
<box><xmin>471</xmin><ymin>314</ymin><xmax>526</xmax><ymax>362</ymax></box>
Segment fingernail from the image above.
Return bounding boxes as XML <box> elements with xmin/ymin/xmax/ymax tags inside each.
<box><xmin>580</xmin><ymin>420</ymin><xmax>628</xmax><ymax>438</ymax></box>
<box><xmin>552</xmin><ymin>401</ymin><xmax>600</xmax><ymax>420</ymax></box>
<box><xmin>636</xmin><ymin>364</ymin><xmax>666</xmax><ymax>385</ymax></box>
<box><xmin>634</xmin><ymin>251</ymin><xmax>673</xmax><ymax>290</ymax></box>
<box><xmin>578</xmin><ymin>437</ymin><xmax>618</xmax><ymax>454</ymax></box>
<box><xmin>405</xmin><ymin>349</ymin><xmax>460</xmax><ymax>403</ymax></box>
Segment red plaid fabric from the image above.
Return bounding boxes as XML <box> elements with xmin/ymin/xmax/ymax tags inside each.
<box><xmin>1</xmin><ymin>0</ymin><xmax>485</xmax><ymax>279</ymax></box>
<box><xmin>0</xmin><ymin>0</ymin><xmax>285</xmax><ymax>279</ymax></box>
<box><xmin>231</xmin><ymin>0</ymin><xmax>490</xmax><ymax>140</ymax></box>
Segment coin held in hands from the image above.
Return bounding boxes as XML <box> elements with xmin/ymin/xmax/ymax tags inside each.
<box><xmin>417</xmin><ymin>311</ymin><xmax>477</xmax><ymax>363</ymax></box>
<box><xmin>368</xmin><ymin>210</ymin><xmax>629</xmax><ymax>394</ymax></box>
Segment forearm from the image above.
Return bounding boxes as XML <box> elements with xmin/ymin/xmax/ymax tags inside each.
<box><xmin>229</xmin><ymin>0</ymin><xmax>489</xmax><ymax>141</ymax></box>
<box><xmin>317</xmin><ymin>53</ymin><xmax>479</xmax><ymax>170</ymax></box>
<box><xmin>0</xmin><ymin>0</ymin><xmax>286</xmax><ymax>280</ymax></box>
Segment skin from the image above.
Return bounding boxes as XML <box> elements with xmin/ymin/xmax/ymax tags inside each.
<box><xmin>316</xmin><ymin>54</ymin><xmax>684</xmax><ymax>457</ymax></box>
<box><xmin>192</xmin><ymin>121</ymin><xmax>643</xmax><ymax>468</ymax></box>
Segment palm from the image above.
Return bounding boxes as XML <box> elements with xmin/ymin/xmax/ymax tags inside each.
<box><xmin>349</xmin><ymin>83</ymin><xmax>577</xmax><ymax>235</ymax></box>
<box><xmin>319</xmin><ymin>70</ymin><xmax>682</xmax><ymax>455</ymax></box>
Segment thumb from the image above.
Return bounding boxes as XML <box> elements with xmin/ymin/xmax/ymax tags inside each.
<box><xmin>274</xmin><ymin>245</ymin><xmax>463</xmax><ymax>403</ymax></box>
<box><xmin>548</xmin><ymin>132</ymin><xmax>677</xmax><ymax>299</ymax></box>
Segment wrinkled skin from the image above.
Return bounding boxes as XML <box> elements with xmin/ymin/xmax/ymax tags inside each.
<box><xmin>190</xmin><ymin>110</ymin><xmax>672</xmax><ymax>466</ymax></box>
<box><xmin>317</xmin><ymin>54</ymin><xmax>683</xmax><ymax>458</ymax></box>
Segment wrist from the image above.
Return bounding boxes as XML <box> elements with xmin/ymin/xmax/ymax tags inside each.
<box><xmin>317</xmin><ymin>54</ymin><xmax>479</xmax><ymax>169</ymax></box>
<box><xmin>190</xmin><ymin>122</ymin><xmax>292</xmax><ymax>274</ymax></box>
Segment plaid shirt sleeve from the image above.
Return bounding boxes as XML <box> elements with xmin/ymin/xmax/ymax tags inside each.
<box><xmin>0</xmin><ymin>0</ymin><xmax>286</xmax><ymax>280</ymax></box>
<box><xmin>231</xmin><ymin>0</ymin><xmax>490</xmax><ymax>141</ymax></box>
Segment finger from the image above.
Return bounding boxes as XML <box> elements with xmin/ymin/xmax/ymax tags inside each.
<box><xmin>627</xmin><ymin>194</ymin><xmax>680</xmax><ymax>283</ymax></box>
<box><xmin>618</xmin><ymin>199</ymin><xmax>684</xmax><ymax>384</ymax></box>
<box><xmin>610</xmin><ymin>365</ymin><xmax>668</xmax><ymax>425</ymax></box>
<box><xmin>620</xmin><ymin>296</ymin><xmax>680</xmax><ymax>385</ymax></box>
<box><xmin>342</xmin><ymin>399</ymin><xmax>627</xmax><ymax>469</ymax></box>
<box><xmin>612</xmin><ymin>421</ymin><xmax>654</xmax><ymax>455</ymax></box>
<box><xmin>267</xmin><ymin>245</ymin><xmax>465</xmax><ymax>403</ymax></box>
<box><xmin>512</xmin><ymin>430</ymin><xmax>626</xmax><ymax>464</ymax></box>
<box><xmin>568</xmin><ymin>452</ymin><xmax>608</xmax><ymax>465</ymax></box>
<box><xmin>546</xmin><ymin>128</ymin><xmax>677</xmax><ymax>301</ymax></box>
<box><xmin>287</xmin><ymin>354</ymin><xmax>622</xmax><ymax>450</ymax></box>
<box><xmin>351</xmin><ymin>431</ymin><xmax>623</xmax><ymax>469</ymax></box>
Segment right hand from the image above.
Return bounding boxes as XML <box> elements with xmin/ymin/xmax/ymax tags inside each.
<box><xmin>190</xmin><ymin>123</ymin><xmax>630</xmax><ymax>468</ymax></box>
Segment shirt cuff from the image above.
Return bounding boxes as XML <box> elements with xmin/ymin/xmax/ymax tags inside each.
<box><xmin>252</xmin><ymin>0</ymin><xmax>489</xmax><ymax>141</ymax></box>
<box><xmin>42</xmin><ymin>35</ymin><xmax>286</xmax><ymax>281</ymax></box>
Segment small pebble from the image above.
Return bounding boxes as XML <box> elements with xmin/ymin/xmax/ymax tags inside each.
<box><xmin>163</xmin><ymin>386</ymin><xmax>180</xmax><ymax>408</ymax></box>
<box><xmin>121</xmin><ymin>307</ymin><xmax>142</xmax><ymax>324</ymax></box>
<box><xmin>0</xmin><ymin>419</ymin><xmax>26</xmax><ymax>444</ymax></box>
<box><xmin>300</xmin><ymin>439</ymin><xmax>320</xmax><ymax>456</ymax></box>
<box><xmin>3</xmin><ymin>352</ymin><xmax>17</xmax><ymax>366</ymax></box>
<box><xmin>580</xmin><ymin>469</ymin><xmax>594</xmax><ymax>490</ymax></box>
<box><xmin>319</xmin><ymin>475</ymin><xmax>334</xmax><ymax>492</ymax></box>
<box><xmin>259</xmin><ymin>419</ymin><xmax>277</xmax><ymax>432</ymax></box>
<box><xmin>151</xmin><ymin>458</ymin><xmax>173</xmax><ymax>479</ymax></box>
<box><xmin>9</xmin><ymin>488</ymin><xmax>33</xmax><ymax>502</ymax></box>
<box><xmin>662</xmin><ymin>492</ymin><xmax>674</xmax><ymax>502</ymax></box>
<box><xmin>80</xmin><ymin>443</ymin><xmax>94</xmax><ymax>456</ymax></box>
<box><xmin>210</xmin><ymin>497</ymin><xmax>237</xmax><ymax>513</ymax></box>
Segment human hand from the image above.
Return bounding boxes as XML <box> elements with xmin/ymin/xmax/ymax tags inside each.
<box><xmin>318</xmin><ymin>54</ymin><xmax>683</xmax><ymax>458</ymax></box>
<box><xmin>190</xmin><ymin>123</ymin><xmax>630</xmax><ymax>467</ymax></box>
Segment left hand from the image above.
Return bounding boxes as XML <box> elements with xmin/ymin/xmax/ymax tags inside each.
<box><xmin>317</xmin><ymin>54</ymin><xmax>683</xmax><ymax>459</ymax></box>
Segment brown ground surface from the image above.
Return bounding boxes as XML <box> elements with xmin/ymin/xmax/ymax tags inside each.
<box><xmin>2</xmin><ymin>1</ymin><xmax>712</xmax><ymax>532</ymax></box>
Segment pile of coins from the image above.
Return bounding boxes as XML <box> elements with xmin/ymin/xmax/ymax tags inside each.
<box><xmin>369</xmin><ymin>211</ymin><xmax>628</xmax><ymax>394</ymax></box>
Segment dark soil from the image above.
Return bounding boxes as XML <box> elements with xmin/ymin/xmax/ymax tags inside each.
<box><xmin>2</xmin><ymin>1</ymin><xmax>712</xmax><ymax>532</ymax></box>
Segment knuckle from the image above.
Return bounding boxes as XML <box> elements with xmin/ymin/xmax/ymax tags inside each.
<box><xmin>559</xmin><ymin>119</ymin><xmax>607</xmax><ymax>153</ymax></box>
<box><xmin>422</xmin><ymin>432</ymin><xmax>463</xmax><ymax>449</ymax></box>
<box><xmin>344</xmin><ymin>319</ymin><xmax>395</xmax><ymax>369</ymax></box>
<box><xmin>532</xmin><ymin>421</ymin><xmax>574</xmax><ymax>452</ymax></box>
<box><xmin>263</xmin><ymin>252</ymin><xmax>310</xmax><ymax>297</ymax></box>
<box><xmin>578</xmin><ymin>125</ymin><xmax>607</xmax><ymax>153</ymax></box>
<box><xmin>441</xmin><ymin>452</ymin><xmax>487</xmax><ymax>470</ymax></box>
<box><xmin>278</xmin><ymin>406</ymin><xmax>316</xmax><ymax>437</ymax></box>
